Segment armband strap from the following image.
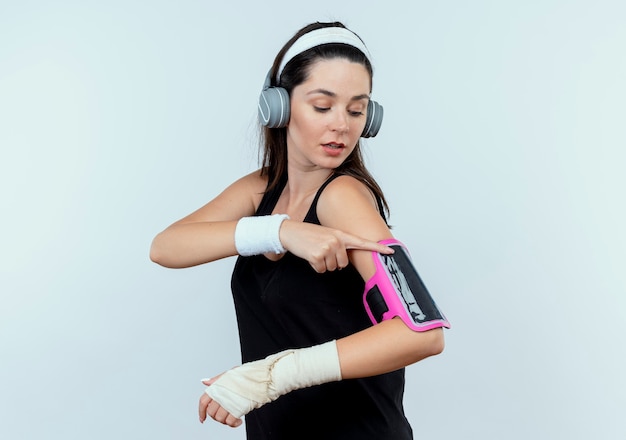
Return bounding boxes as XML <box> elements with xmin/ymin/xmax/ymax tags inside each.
<box><xmin>363</xmin><ymin>238</ymin><xmax>450</xmax><ymax>332</ymax></box>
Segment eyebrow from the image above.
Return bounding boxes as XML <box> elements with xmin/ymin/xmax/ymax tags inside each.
<box><xmin>307</xmin><ymin>88</ymin><xmax>370</xmax><ymax>101</ymax></box>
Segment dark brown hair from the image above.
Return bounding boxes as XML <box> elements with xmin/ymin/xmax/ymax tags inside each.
<box><xmin>260</xmin><ymin>21</ymin><xmax>389</xmax><ymax>217</ymax></box>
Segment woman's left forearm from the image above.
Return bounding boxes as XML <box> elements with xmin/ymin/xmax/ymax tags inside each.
<box><xmin>336</xmin><ymin>318</ymin><xmax>444</xmax><ymax>379</ymax></box>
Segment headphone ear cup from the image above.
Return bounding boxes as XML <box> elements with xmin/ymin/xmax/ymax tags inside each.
<box><xmin>361</xmin><ymin>100</ymin><xmax>384</xmax><ymax>138</ymax></box>
<box><xmin>258</xmin><ymin>87</ymin><xmax>290</xmax><ymax>128</ymax></box>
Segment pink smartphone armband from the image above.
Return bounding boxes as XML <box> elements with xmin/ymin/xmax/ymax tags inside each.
<box><xmin>363</xmin><ymin>238</ymin><xmax>450</xmax><ymax>332</ymax></box>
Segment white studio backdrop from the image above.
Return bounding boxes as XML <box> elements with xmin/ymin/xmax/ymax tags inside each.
<box><xmin>1</xmin><ymin>1</ymin><xmax>624</xmax><ymax>439</ymax></box>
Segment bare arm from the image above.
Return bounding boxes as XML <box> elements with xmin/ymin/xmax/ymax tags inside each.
<box><xmin>198</xmin><ymin>176</ymin><xmax>445</xmax><ymax>427</ymax></box>
<box><xmin>150</xmin><ymin>171</ymin><xmax>266</xmax><ymax>268</ymax></box>
<box><xmin>150</xmin><ymin>171</ymin><xmax>394</xmax><ymax>269</ymax></box>
<box><xmin>317</xmin><ymin>176</ymin><xmax>445</xmax><ymax>378</ymax></box>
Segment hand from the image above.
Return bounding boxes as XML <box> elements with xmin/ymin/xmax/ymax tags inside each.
<box><xmin>199</xmin><ymin>342</ymin><xmax>340</xmax><ymax>423</ymax></box>
<box><xmin>199</xmin><ymin>376</ymin><xmax>243</xmax><ymax>428</ymax></box>
<box><xmin>279</xmin><ymin>220</ymin><xmax>393</xmax><ymax>273</ymax></box>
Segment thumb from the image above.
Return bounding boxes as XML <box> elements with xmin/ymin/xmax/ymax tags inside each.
<box><xmin>201</xmin><ymin>369</ymin><xmax>230</xmax><ymax>386</ymax></box>
<box><xmin>201</xmin><ymin>377</ymin><xmax>217</xmax><ymax>386</ymax></box>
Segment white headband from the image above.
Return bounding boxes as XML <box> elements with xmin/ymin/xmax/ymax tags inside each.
<box><xmin>276</xmin><ymin>27</ymin><xmax>372</xmax><ymax>82</ymax></box>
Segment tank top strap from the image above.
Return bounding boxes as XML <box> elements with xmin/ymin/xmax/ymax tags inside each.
<box><xmin>259</xmin><ymin>172</ymin><xmax>387</xmax><ymax>225</ymax></box>
<box><xmin>304</xmin><ymin>173</ymin><xmax>343</xmax><ymax>224</ymax></box>
<box><xmin>255</xmin><ymin>172</ymin><xmax>288</xmax><ymax>216</ymax></box>
<box><xmin>304</xmin><ymin>173</ymin><xmax>388</xmax><ymax>225</ymax></box>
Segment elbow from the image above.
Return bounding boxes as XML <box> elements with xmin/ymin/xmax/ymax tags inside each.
<box><xmin>150</xmin><ymin>232</ymin><xmax>196</xmax><ymax>269</ymax></box>
<box><xmin>428</xmin><ymin>327</ymin><xmax>445</xmax><ymax>357</ymax></box>
<box><xmin>149</xmin><ymin>245</ymin><xmax>162</xmax><ymax>266</ymax></box>
<box><xmin>414</xmin><ymin>327</ymin><xmax>445</xmax><ymax>362</ymax></box>
<box><xmin>395</xmin><ymin>321</ymin><xmax>446</xmax><ymax>366</ymax></box>
<box><xmin>149</xmin><ymin>234</ymin><xmax>172</xmax><ymax>267</ymax></box>
<box><xmin>391</xmin><ymin>318</ymin><xmax>446</xmax><ymax>364</ymax></box>
<box><xmin>397</xmin><ymin>325</ymin><xmax>446</xmax><ymax>368</ymax></box>
<box><xmin>149</xmin><ymin>241</ymin><xmax>164</xmax><ymax>266</ymax></box>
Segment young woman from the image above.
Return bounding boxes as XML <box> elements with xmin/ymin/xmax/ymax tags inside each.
<box><xmin>151</xmin><ymin>21</ymin><xmax>447</xmax><ymax>439</ymax></box>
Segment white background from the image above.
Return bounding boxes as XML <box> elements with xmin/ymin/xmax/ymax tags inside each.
<box><xmin>1</xmin><ymin>1</ymin><xmax>625</xmax><ymax>438</ymax></box>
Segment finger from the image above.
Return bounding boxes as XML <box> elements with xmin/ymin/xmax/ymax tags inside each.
<box><xmin>201</xmin><ymin>370</ymin><xmax>229</xmax><ymax>386</ymax></box>
<box><xmin>199</xmin><ymin>393</ymin><xmax>211</xmax><ymax>422</ymax></box>
<box><xmin>213</xmin><ymin>405</ymin><xmax>230</xmax><ymax>424</ymax></box>
<box><xmin>345</xmin><ymin>238</ymin><xmax>394</xmax><ymax>254</ymax></box>
<box><xmin>310</xmin><ymin>260</ymin><xmax>326</xmax><ymax>273</ymax></box>
<box><xmin>226</xmin><ymin>413</ymin><xmax>243</xmax><ymax>428</ymax></box>
<box><xmin>326</xmin><ymin>247</ymin><xmax>350</xmax><ymax>271</ymax></box>
<box><xmin>206</xmin><ymin>399</ymin><xmax>221</xmax><ymax>420</ymax></box>
<box><xmin>336</xmin><ymin>249</ymin><xmax>349</xmax><ymax>269</ymax></box>
<box><xmin>324</xmin><ymin>254</ymin><xmax>338</xmax><ymax>272</ymax></box>
<box><xmin>209</xmin><ymin>403</ymin><xmax>243</xmax><ymax>428</ymax></box>
<box><xmin>308</xmin><ymin>252</ymin><xmax>327</xmax><ymax>273</ymax></box>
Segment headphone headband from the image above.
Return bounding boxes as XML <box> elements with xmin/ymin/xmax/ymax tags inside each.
<box><xmin>260</xmin><ymin>26</ymin><xmax>383</xmax><ymax>137</ymax></box>
<box><xmin>276</xmin><ymin>27</ymin><xmax>372</xmax><ymax>82</ymax></box>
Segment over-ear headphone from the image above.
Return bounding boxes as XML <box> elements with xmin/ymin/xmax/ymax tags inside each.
<box><xmin>258</xmin><ymin>27</ymin><xmax>384</xmax><ymax>138</ymax></box>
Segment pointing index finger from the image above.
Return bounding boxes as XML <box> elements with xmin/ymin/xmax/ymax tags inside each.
<box><xmin>346</xmin><ymin>238</ymin><xmax>395</xmax><ymax>254</ymax></box>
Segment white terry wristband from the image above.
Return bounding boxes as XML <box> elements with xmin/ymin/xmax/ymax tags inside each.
<box><xmin>234</xmin><ymin>214</ymin><xmax>290</xmax><ymax>256</ymax></box>
<box><xmin>203</xmin><ymin>340</ymin><xmax>342</xmax><ymax>418</ymax></box>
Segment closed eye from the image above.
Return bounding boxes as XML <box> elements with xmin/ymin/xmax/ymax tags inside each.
<box><xmin>314</xmin><ymin>106</ymin><xmax>330</xmax><ymax>113</ymax></box>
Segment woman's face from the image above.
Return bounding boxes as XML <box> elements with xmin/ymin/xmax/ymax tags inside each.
<box><xmin>286</xmin><ymin>58</ymin><xmax>371</xmax><ymax>172</ymax></box>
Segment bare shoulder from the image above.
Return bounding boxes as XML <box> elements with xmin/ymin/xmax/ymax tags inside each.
<box><xmin>174</xmin><ymin>169</ymin><xmax>268</xmax><ymax>224</ymax></box>
<box><xmin>319</xmin><ymin>175</ymin><xmax>380</xmax><ymax>216</ymax></box>
<box><xmin>226</xmin><ymin>169</ymin><xmax>268</xmax><ymax>197</ymax></box>
<box><xmin>317</xmin><ymin>175</ymin><xmax>390</xmax><ymax>241</ymax></box>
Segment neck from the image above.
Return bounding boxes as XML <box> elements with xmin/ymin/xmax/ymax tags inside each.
<box><xmin>286</xmin><ymin>164</ymin><xmax>333</xmax><ymax>197</ymax></box>
<box><xmin>272</xmin><ymin>165</ymin><xmax>334</xmax><ymax>221</ymax></box>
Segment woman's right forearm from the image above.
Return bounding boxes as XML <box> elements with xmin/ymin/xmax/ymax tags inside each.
<box><xmin>150</xmin><ymin>221</ymin><xmax>239</xmax><ymax>268</ymax></box>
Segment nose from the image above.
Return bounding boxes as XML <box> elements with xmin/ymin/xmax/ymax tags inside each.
<box><xmin>329</xmin><ymin>110</ymin><xmax>349</xmax><ymax>133</ymax></box>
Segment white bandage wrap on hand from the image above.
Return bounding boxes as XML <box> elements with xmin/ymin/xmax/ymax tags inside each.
<box><xmin>234</xmin><ymin>214</ymin><xmax>290</xmax><ymax>256</ymax></box>
<box><xmin>203</xmin><ymin>340</ymin><xmax>342</xmax><ymax>419</ymax></box>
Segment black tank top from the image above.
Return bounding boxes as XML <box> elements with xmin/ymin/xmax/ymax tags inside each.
<box><xmin>231</xmin><ymin>174</ymin><xmax>413</xmax><ymax>439</ymax></box>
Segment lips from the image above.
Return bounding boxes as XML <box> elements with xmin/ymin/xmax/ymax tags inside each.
<box><xmin>322</xmin><ymin>142</ymin><xmax>345</xmax><ymax>156</ymax></box>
